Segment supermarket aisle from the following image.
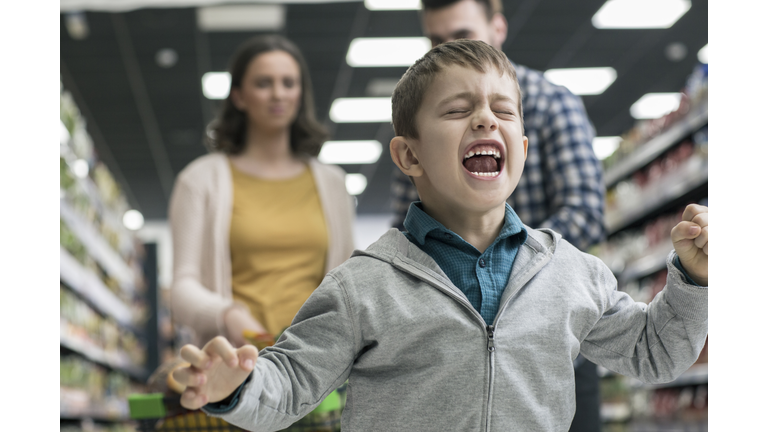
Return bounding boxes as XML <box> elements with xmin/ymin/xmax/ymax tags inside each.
<box><xmin>593</xmin><ymin>64</ymin><xmax>708</xmax><ymax>432</ymax></box>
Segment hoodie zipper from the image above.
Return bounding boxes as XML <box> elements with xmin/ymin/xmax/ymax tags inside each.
<box><xmin>485</xmin><ymin>325</ymin><xmax>496</xmax><ymax>432</ymax></box>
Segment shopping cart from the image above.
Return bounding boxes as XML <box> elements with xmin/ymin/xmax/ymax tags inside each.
<box><xmin>128</xmin><ymin>332</ymin><xmax>344</xmax><ymax>432</ymax></box>
<box><xmin>128</xmin><ymin>386</ymin><xmax>344</xmax><ymax>432</ymax></box>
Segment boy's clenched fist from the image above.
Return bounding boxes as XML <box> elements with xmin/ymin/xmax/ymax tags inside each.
<box><xmin>671</xmin><ymin>204</ymin><xmax>708</xmax><ymax>286</ymax></box>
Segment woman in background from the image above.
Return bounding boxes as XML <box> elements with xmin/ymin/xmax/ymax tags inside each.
<box><xmin>169</xmin><ymin>35</ymin><xmax>355</xmax><ymax>347</ymax></box>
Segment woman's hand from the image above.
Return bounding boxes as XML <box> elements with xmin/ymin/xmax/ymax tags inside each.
<box><xmin>172</xmin><ymin>337</ymin><xmax>258</xmax><ymax>409</ymax></box>
<box><xmin>224</xmin><ymin>306</ymin><xmax>268</xmax><ymax>347</ymax></box>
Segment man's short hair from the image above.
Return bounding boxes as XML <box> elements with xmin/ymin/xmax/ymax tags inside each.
<box><xmin>391</xmin><ymin>39</ymin><xmax>522</xmax><ymax>139</ymax></box>
<box><xmin>421</xmin><ymin>0</ymin><xmax>503</xmax><ymax>21</ymax></box>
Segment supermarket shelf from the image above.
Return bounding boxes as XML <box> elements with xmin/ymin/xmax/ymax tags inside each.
<box><xmin>606</xmin><ymin>156</ymin><xmax>707</xmax><ymax>235</ymax></box>
<box><xmin>60</xmin><ymin>247</ymin><xmax>134</xmax><ymax>326</ymax></box>
<box><xmin>61</xmin><ymin>330</ymin><xmax>146</xmax><ymax>380</ymax></box>
<box><xmin>618</xmin><ymin>240</ymin><xmax>673</xmax><ymax>284</ymax></box>
<box><xmin>601</xmin><ymin>402</ymin><xmax>632</xmax><ymax>423</ymax></box>
<box><xmin>628</xmin><ymin>419</ymin><xmax>707</xmax><ymax>432</ymax></box>
<box><xmin>631</xmin><ymin>363</ymin><xmax>708</xmax><ymax>390</ymax></box>
<box><xmin>605</xmin><ymin>108</ymin><xmax>708</xmax><ymax>188</ymax></box>
<box><xmin>60</xmin><ymin>198</ymin><xmax>138</xmax><ymax>293</ymax></box>
<box><xmin>60</xmin><ymin>387</ymin><xmax>129</xmax><ymax>422</ymax></box>
<box><xmin>59</xmin><ymin>412</ymin><xmax>130</xmax><ymax>422</ymax></box>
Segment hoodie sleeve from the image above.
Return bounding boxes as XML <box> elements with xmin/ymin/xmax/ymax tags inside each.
<box><xmin>205</xmin><ymin>272</ymin><xmax>359</xmax><ymax>431</ymax></box>
<box><xmin>580</xmin><ymin>251</ymin><xmax>708</xmax><ymax>384</ymax></box>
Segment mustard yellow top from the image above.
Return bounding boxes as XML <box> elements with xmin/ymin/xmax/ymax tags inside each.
<box><xmin>229</xmin><ymin>161</ymin><xmax>328</xmax><ymax>336</ymax></box>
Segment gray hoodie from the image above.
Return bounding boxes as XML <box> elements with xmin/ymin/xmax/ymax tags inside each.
<box><xmin>213</xmin><ymin>227</ymin><xmax>708</xmax><ymax>432</ymax></box>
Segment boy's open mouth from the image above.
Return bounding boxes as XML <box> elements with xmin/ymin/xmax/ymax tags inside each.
<box><xmin>462</xmin><ymin>141</ymin><xmax>504</xmax><ymax>177</ymax></box>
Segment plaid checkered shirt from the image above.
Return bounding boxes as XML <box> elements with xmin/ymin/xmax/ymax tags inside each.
<box><xmin>391</xmin><ymin>62</ymin><xmax>606</xmax><ymax>251</ymax></box>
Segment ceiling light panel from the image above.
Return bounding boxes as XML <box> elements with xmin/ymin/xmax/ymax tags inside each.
<box><xmin>319</xmin><ymin>141</ymin><xmax>383</xmax><ymax>165</ymax></box>
<box><xmin>543</xmin><ymin>67</ymin><xmax>617</xmax><ymax>95</ymax></box>
<box><xmin>629</xmin><ymin>93</ymin><xmax>681</xmax><ymax>119</ymax></box>
<box><xmin>592</xmin><ymin>0</ymin><xmax>691</xmax><ymax>29</ymax></box>
<box><xmin>330</xmin><ymin>98</ymin><xmax>392</xmax><ymax>123</ymax></box>
<box><xmin>365</xmin><ymin>0</ymin><xmax>420</xmax><ymax>10</ymax></box>
<box><xmin>197</xmin><ymin>5</ymin><xmax>285</xmax><ymax>31</ymax></box>
<box><xmin>202</xmin><ymin>72</ymin><xmax>230</xmax><ymax>100</ymax></box>
<box><xmin>347</xmin><ymin>37</ymin><xmax>431</xmax><ymax>67</ymax></box>
<box><xmin>345</xmin><ymin>174</ymin><xmax>368</xmax><ymax>196</ymax></box>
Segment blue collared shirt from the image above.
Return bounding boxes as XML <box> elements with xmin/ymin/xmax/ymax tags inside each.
<box><xmin>402</xmin><ymin>202</ymin><xmax>528</xmax><ymax>325</ymax></box>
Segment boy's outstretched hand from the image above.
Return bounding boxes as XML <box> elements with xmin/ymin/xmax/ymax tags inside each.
<box><xmin>671</xmin><ymin>204</ymin><xmax>708</xmax><ymax>286</ymax></box>
<box><xmin>172</xmin><ymin>336</ymin><xmax>258</xmax><ymax>410</ymax></box>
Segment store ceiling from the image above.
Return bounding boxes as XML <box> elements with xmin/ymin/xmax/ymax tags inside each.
<box><xmin>60</xmin><ymin>0</ymin><xmax>707</xmax><ymax>220</ymax></box>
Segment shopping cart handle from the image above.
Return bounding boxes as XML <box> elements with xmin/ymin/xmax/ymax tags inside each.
<box><xmin>128</xmin><ymin>393</ymin><xmax>167</xmax><ymax>419</ymax></box>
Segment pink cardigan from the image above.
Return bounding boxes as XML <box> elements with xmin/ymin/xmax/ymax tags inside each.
<box><xmin>168</xmin><ymin>153</ymin><xmax>356</xmax><ymax>343</ymax></box>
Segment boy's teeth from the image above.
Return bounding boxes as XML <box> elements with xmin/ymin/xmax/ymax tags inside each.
<box><xmin>464</xmin><ymin>148</ymin><xmax>502</xmax><ymax>159</ymax></box>
<box><xmin>471</xmin><ymin>171</ymin><xmax>500</xmax><ymax>177</ymax></box>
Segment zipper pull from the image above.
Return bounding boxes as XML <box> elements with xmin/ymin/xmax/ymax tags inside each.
<box><xmin>486</xmin><ymin>325</ymin><xmax>495</xmax><ymax>352</ymax></box>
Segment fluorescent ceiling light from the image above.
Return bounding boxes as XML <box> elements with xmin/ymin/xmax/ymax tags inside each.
<box><xmin>123</xmin><ymin>209</ymin><xmax>145</xmax><ymax>231</ymax></box>
<box><xmin>543</xmin><ymin>67</ymin><xmax>617</xmax><ymax>95</ymax></box>
<box><xmin>345</xmin><ymin>173</ymin><xmax>368</xmax><ymax>196</ymax></box>
<box><xmin>202</xmin><ymin>72</ymin><xmax>231</xmax><ymax>100</ymax></box>
<box><xmin>698</xmin><ymin>44</ymin><xmax>708</xmax><ymax>63</ymax></box>
<box><xmin>197</xmin><ymin>5</ymin><xmax>285</xmax><ymax>31</ymax></box>
<box><xmin>592</xmin><ymin>136</ymin><xmax>622</xmax><ymax>160</ymax></box>
<box><xmin>629</xmin><ymin>93</ymin><xmax>681</xmax><ymax>119</ymax></box>
<box><xmin>347</xmin><ymin>37</ymin><xmax>431</xmax><ymax>67</ymax></box>
<box><xmin>592</xmin><ymin>0</ymin><xmax>691</xmax><ymax>29</ymax></box>
<box><xmin>319</xmin><ymin>141</ymin><xmax>383</xmax><ymax>165</ymax></box>
<box><xmin>330</xmin><ymin>98</ymin><xmax>392</xmax><ymax>123</ymax></box>
<box><xmin>365</xmin><ymin>0</ymin><xmax>420</xmax><ymax>10</ymax></box>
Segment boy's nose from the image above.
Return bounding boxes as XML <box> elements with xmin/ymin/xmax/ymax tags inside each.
<box><xmin>472</xmin><ymin>108</ymin><xmax>498</xmax><ymax>131</ymax></box>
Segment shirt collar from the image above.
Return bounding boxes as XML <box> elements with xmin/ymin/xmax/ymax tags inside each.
<box><xmin>402</xmin><ymin>201</ymin><xmax>526</xmax><ymax>247</ymax></box>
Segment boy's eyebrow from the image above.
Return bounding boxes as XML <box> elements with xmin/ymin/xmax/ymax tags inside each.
<box><xmin>437</xmin><ymin>92</ymin><xmax>475</xmax><ymax>106</ymax></box>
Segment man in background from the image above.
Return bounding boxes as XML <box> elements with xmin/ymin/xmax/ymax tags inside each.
<box><xmin>389</xmin><ymin>1</ymin><xmax>606</xmax><ymax>430</ymax></box>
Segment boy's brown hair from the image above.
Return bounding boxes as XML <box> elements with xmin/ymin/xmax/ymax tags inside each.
<box><xmin>391</xmin><ymin>39</ymin><xmax>523</xmax><ymax>139</ymax></box>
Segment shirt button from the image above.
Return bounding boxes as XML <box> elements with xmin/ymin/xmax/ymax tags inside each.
<box><xmin>479</xmin><ymin>259</ymin><xmax>486</xmax><ymax>268</ymax></box>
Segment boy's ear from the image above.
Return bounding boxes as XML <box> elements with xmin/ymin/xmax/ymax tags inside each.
<box><xmin>390</xmin><ymin>136</ymin><xmax>424</xmax><ymax>178</ymax></box>
<box><xmin>523</xmin><ymin>135</ymin><xmax>529</xmax><ymax>160</ymax></box>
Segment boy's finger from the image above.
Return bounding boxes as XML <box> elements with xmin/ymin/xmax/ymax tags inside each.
<box><xmin>236</xmin><ymin>344</ymin><xmax>260</xmax><ymax>371</ymax></box>
<box><xmin>691</xmin><ymin>212</ymin><xmax>708</xmax><ymax>229</ymax></box>
<box><xmin>204</xmin><ymin>336</ymin><xmax>239</xmax><ymax>368</ymax></box>
<box><xmin>671</xmin><ymin>221</ymin><xmax>701</xmax><ymax>244</ymax></box>
<box><xmin>172</xmin><ymin>366</ymin><xmax>206</xmax><ymax>388</ymax></box>
<box><xmin>682</xmin><ymin>204</ymin><xmax>707</xmax><ymax>222</ymax></box>
<box><xmin>180</xmin><ymin>344</ymin><xmax>211</xmax><ymax>370</ymax></box>
<box><xmin>693</xmin><ymin>226</ymin><xmax>708</xmax><ymax>249</ymax></box>
<box><xmin>181</xmin><ymin>388</ymin><xmax>208</xmax><ymax>410</ymax></box>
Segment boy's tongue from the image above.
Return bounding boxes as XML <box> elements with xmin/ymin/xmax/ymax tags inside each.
<box><xmin>464</xmin><ymin>155</ymin><xmax>498</xmax><ymax>173</ymax></box>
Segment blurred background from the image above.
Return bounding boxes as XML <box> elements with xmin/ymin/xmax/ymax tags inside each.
<box><xmin>59</xmin><ymin>0</ymin><xmax>707</xmax><ymax>431</ymax></box>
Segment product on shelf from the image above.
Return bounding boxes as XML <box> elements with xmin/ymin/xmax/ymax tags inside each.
<box><xmin>61</xmin><ymin>80</ymin><xmax>149</xmax><ymax>430</ymax></box>
<box><xmin>602</xmin><ymin>63</ymin><xmax>708</xmax><ymax>172</ymax></box>
<box><xmin>60</xmin><ymin>354</ymin><xmax>143</xmax><ymax>420</ymax></box>
<box><xmin>60</xmin><ymin>286</ymin><xmax>148</xmax><ymax>369</ymax></box>
<box><xmin>605</xmin><ymin>137</ymin><xmax>706</xmax><ymax>217</ymax></box>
